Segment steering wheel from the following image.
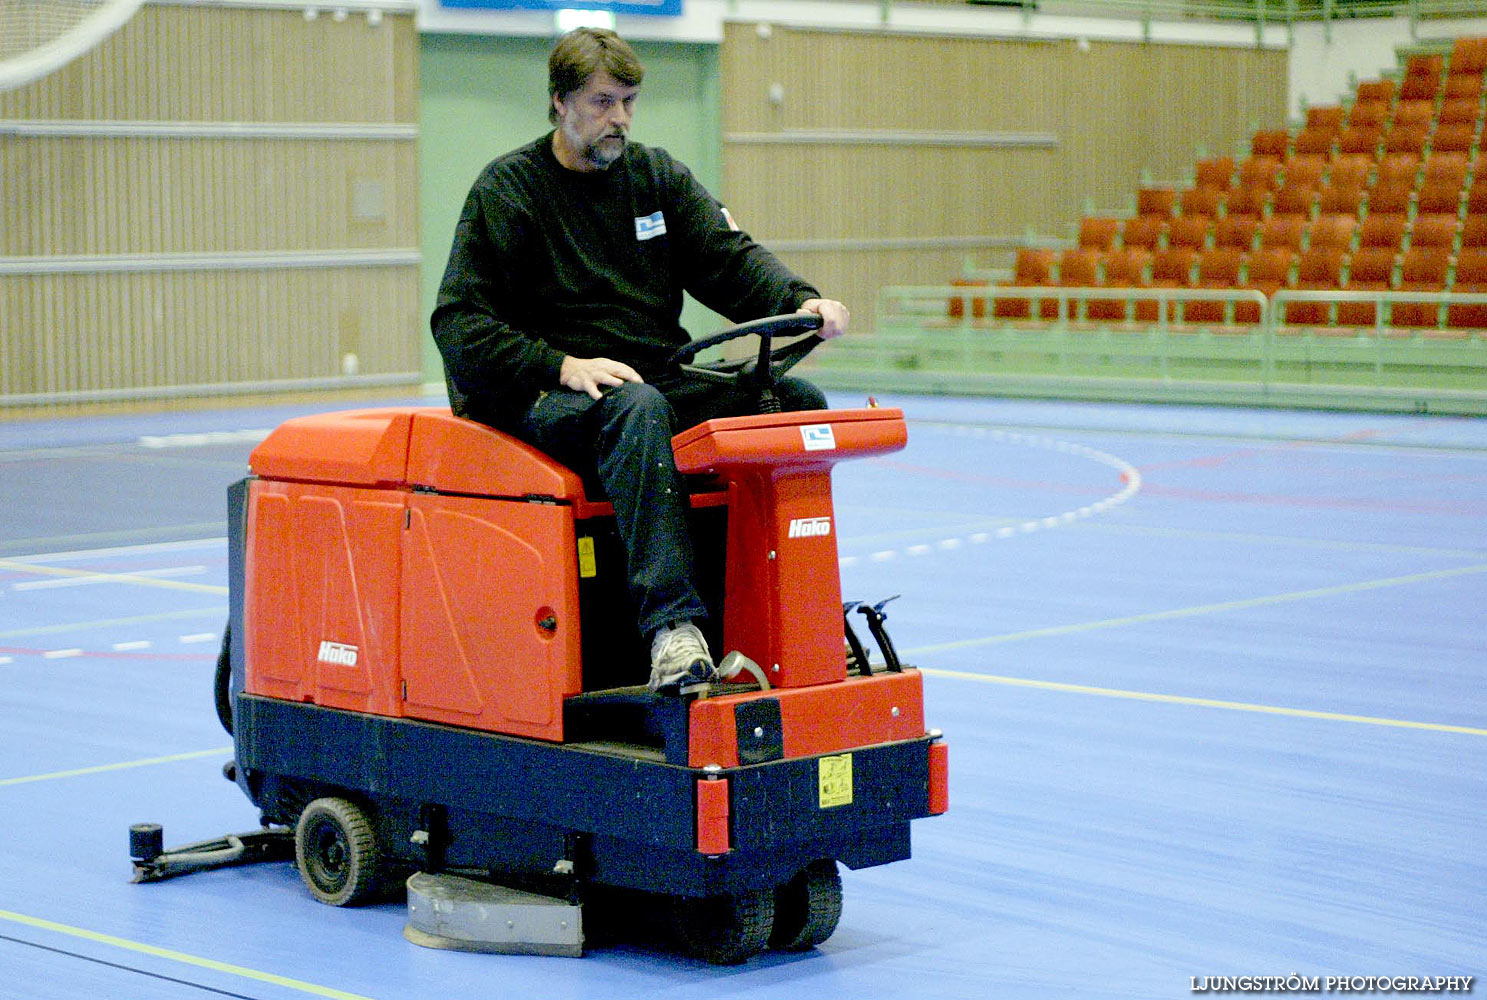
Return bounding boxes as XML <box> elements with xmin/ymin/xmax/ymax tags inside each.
<box><xmin>667</xmin><ymin>313</ymin><xmax>824</xmax><ymax>413</ymax></box>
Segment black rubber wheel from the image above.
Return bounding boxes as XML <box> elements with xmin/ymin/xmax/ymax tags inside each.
<box><xmin>672</xmin><ymin>888</ymin><xmax>774</xmax><ymax>965</ymax></box>
<box><xmin>769</xmin><ymin>859</ymin><xmax>843</xmax><ymax>951</ymax></box>
<box><xmin>294</xmin><ymin>797</ymin><xmax>382</xmax><ymax>906</ymax></box>
<box><xmin>213</xmin><ymin>621</ymin><xmax>233</xmax><ymax>736</ymax></box>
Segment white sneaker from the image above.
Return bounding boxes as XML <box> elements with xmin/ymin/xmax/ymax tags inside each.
<box><xmin>648</xmin><ymin>622</ymin><xmax>716</xmax><ymax>693</ymax></box>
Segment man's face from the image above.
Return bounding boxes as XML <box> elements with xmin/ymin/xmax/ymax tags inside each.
<box><xmin>554</xmin><ymin>70</ymin><xmax>639</xmax><ymax>172</ymax></box>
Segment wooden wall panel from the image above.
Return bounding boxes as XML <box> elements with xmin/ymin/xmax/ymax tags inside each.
<box><xmin>0</xmin><ymin>267</ymin><xmax>421</xmax><ymax>396</ymax></box>
<box><xmin>2</xmin><ymin>138</ymin><xmax>417</xmax><ymax>256</ymax></box>
<box><xmin>0</xmin><ymin>6</ymin><xmax>412</xmax><ymax>123</ymax></box>
<box><xmin>720</xmin><ymin>24</ymin><xmax>1288</xmax><ymax>329</ymax></box>
<box><xmin>0</xmin><ymin>3</ymin><xmax>420</xmax><ymax>405</ymax></box>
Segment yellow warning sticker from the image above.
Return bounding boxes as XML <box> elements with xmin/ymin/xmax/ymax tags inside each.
<box><xmin>818</xmin><ymin>753</ymin><xmax>853</xmax><ymax>809</ymax></box>
<box><xmin>577</xmin><ymin>537</ymin><xmax>597</xmax><ymax>578</ymax></box>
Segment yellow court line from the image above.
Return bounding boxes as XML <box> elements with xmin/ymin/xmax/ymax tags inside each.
<box><xmin>0</xmin><ymin>748</ymin><xmax>232</xmax><ymax>788</ymax></box>
<box><xmin>0</xmin><ymin>908</ymin><xmax>372</xmax><ymax>1000</ymax></box>
<box><xmin>905</xmin><ymin>562</ymin><xmax>1487</xmax><ymax>655</ymax></box>
<box><xmin>920</xmin><ymin>667</ymin><xmax>1487</xmax><ymax>737</ymax></box>
<box><xmin>0</xmin><ymin>558</ymin><xmax>228</xmax><ymax>595</ymax></box>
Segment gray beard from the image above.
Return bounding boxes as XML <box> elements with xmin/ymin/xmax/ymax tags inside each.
<box><xmin>562</xmin><ymin>119</ymin><xmax>625</xmax><ymax>170</ymax></box>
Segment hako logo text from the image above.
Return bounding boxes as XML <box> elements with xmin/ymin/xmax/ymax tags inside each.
<box><xmin>787</xmin><ymin>516</ymin><xmax>832</xmax><ymax>539</ymax></box>
<box><xmin>317</xmin><ymin>640</ymin><xmax>359</xmax><ymax>667</ymax></box>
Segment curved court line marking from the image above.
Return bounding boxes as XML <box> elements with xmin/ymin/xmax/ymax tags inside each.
<box><xmin>920</xmin><ymin>667</ymin><xmax>1487</xmax><ymax>738</ymax></box>
<box><xmin>0</xmin><ymin>558</ymin><xmax>227</xmax><ymax>595</ymax></box>
<box><xmin>903</xmin><ymin>562</ymin><xmax>1487</xmax><ymax>654</ymax></box>
<box><xmin>841</xmin><ymin>426</ymin><xmax>1142</xmax><ymax>566</ymax></box>
<box><xmin>0</xmin><ymin>909</ymin><xmax>371</xmax><ymax>1000</ymax></box>
<box><xmin>0</xmin><ymin>747</ymin><xmax>231</xmax><ymax>788</ymax></box>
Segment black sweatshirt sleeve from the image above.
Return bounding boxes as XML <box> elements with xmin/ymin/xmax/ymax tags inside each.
<box><xmin>430</xmin><ymin>172</ymin><xmax>566</xmax><ymax>426</ymax></box>
<box><xmin>663</xmin><ymin>155</ymin><xmax>820</xmax><ymax>322</ymax></box>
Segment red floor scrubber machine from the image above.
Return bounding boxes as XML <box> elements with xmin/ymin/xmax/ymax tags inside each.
<box><xmin>131</xmin><ymin>315</ymin><xmax>947</xmax><ymax>964</ymax></box>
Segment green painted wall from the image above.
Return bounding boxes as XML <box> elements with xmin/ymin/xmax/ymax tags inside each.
<box><xmin>418</xmin><ymin>33</ymin><xmax>722</xmax><ymax>387</ymax></box>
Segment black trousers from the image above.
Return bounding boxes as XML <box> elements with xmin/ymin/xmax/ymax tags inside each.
<box><xmin>515</xmin><ymin>372</ymin><xmax>827</xmax><ymax>641</ymax></box>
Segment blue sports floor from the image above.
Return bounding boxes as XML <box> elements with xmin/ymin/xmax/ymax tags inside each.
<box><xmin>1</xmin><ymin>392</ymin><xmax>1482</xmax><ymax>999</ymax></box>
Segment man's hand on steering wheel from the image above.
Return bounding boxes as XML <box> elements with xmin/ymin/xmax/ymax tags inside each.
<box><xmin>798</xmin><ymin>298</ymin><xmax>850</xmax><ymax>340</ymax></box>
<box><xmin>560</xmin><ymin>355</ymin><xmax>644</xmax><ymax>400</ymax></box>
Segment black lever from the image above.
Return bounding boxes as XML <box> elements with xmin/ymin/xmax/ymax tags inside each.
<box><xmin>856</xmin><ymin>596</ymin><xmax>903</xmax><ymax>673</ymax></box>
<box><xmin>842</xmin><ymin>601</ymin><xmax>872</xmax><ymax>677</ymax></box>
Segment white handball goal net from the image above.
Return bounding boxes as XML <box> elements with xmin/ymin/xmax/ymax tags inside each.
<box><xmin>0</xmin><ymin>0</ymin><xmax>147</xmax><ymax>90</ymax></box>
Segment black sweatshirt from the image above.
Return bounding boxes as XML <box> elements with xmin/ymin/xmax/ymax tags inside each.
<box><xmin>430</xmin><ymin>133</ymin><xmax>820</xmax><ymax>429</ymax></box>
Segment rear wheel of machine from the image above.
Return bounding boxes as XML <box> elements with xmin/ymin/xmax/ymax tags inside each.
<box><xmin>294</xmin><ymin>797</ymin><xmax>382</xmax><ymax>906</ymax></box>
<box><xmin>769</xmin><ymin>859</ymin><xmax>843</xmax><ymax>951</ymax></box>
<box><xmin>213</xmin><ymin>622</ymin><xmax>233</xmax><ymax>736</ymax></box>
<box><xmin>672</xmin><ymin>888</ymin><xmax>774</xmax><ymax>965</ymax></box>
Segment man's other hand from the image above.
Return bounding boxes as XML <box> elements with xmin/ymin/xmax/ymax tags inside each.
<box><xmin>560</xmin><ymin>356</ymin><xmax>644</xmax><ymax>399</ymax></box>
<box><xmin>799</xmin><ymin>298</ymin><xmax>850</xmax><ymax>340</ymax></box>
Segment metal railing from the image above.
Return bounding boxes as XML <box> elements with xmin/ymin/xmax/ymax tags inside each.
<box><xmin>854</xmin><ymin>283</ymin><xmax>1487</xmax><ymax>402</ymax></box>
<box><xmin>868</xmin><ymin>1</ymin><xmax>1486</xmax><ymax>47</ymax></box>
<box><xmin>948</xmin><ymin>0</ymin><xmax>1486</xmax><ymax>25</ymax></box>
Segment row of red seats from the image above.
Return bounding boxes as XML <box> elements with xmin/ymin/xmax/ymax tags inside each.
<box><xmin>1082</xmin><ymin>206</ymin><xmax>1487</xmax><ymax>257</ymax></box>
<box><xmin>958</xmin><ymin>244</ymin><xmax>1487</xmax><ymax>332</ymax></box>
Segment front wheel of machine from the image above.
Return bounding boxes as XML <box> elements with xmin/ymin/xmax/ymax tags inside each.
<box><xmin>672</xmin><ymin>889</ymin><xmax>774</xmax><ymax>965</ymax></box>
<box><xmin>769</xmin><ymin>859</ymin><xmax>843</xmax><ymax>951</ymax></box>
<box><xmin>294</xmin><ymin>797</ymin><xmax>382</xmax><ymax>907</ymax></box>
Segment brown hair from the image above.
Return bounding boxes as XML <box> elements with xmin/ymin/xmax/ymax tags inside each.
<box><xmin>548</xmin><ymin>28</ymin><xmax>644</xmax><ymax>124</ymax></box>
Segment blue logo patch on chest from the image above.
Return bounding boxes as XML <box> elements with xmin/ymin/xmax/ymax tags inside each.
<box><xmin>635</xmin><ymin>211</ymin><xmax>667</xmax><ymax>241</ymax></box>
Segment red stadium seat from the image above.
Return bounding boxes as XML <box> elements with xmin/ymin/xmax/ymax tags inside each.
<box><xmin>1285</xmin><ymin>248</ymin><xmax>1345</xmax><ymax>325</ymax></box>
<box><xmin>1392</xmin><ymin>247</ymin><xmax>1451</xmax><ymax>329</ymax></box>
<box><xmin>1185</xmin><ymin>248</ymin><xmax>1244</xmax><ymax>324</ymax></box>
<box><xmin>1337</xmin><ymin>248</ymin><xmax>1397</xmax><ymax>326</ymax></box>
<box><xmin>1239</xmin><ymin>247</ymin><xmax>1296</xmax><ymax>324</ymax></box>
<box><xmin>1121</xmin><ymin>215</ymin><xmax>1166</xmax><ymax>250</ymax></box>
<box><xmin>1309</xmin><ymin>214</ymin><xmax>1359</xmax><ymax>252</ymax></box>
<box><xmin>1136</xmin><ymin>187</ymin><xmax>1178</xmax><ymax>217</ymax></box>
<box><xmin>1308</xmin><ymin>104</ymin><xmax>1348</xmax><ymax>130</ymax></box>
<box><xmin>992</xmin><ymin>248</ymin><xmax>1056</xmax><ymax>320</ymax></box>
<box><xmin>1258</xmin><ymin>216</ymin><xmax>1307</xmax><ymax>251</ymax></box>
<box><xmin>1446</xmin><ymin>247</ymin><xmax>1487</xmax><ymax>329</ymax></box>
<box><xmin>1223</xmin><ymin>184</ymin><xmax>1270</xmax><ymax>222</ymax></box>
<box><xmin>1193</xmin><ymin>157</ymin><xmax>1236</xmax><ymax>191</ymax></box>
<box><xmin>1409</xmin><ymin>214</ymin><xmax>1460</xmax><ymax>250</ymax></box>
<box><xmin>1178</xmin><ymin>186</ymin><xmax>1224</xmax><ymax>218</ymax></box>
<box><xmin>1136</xmin><ymin>248</ymin><xmax>1197</xmax><ymax>322</ymax></box>
<box><xmin>1078</xmin><ymin>216</ymin><xmax>1121</xmax><ymax>251</ymax></box>
<box><xmin>1167</xmin><ymin>215</ymin><xmax>1212</xmax><ymax>250</ymax></box>
<box><xmin>1358</xmin><ymin>213</ymin><xmax>1407</xmax><ymax>250</ymax></box>
<box><xmin>1449</xmin><ymin>37</ymin><xmax>1487</xmax><ymax>75</ymax></box>
<box><xmin>1214</xmin><ymin>216</ymin><xmax>1259</xmax><ymax>251</ymax></box>
<box><xmin>1317</xmin><ymin>183</ymin><xmax>1366</xmax><ymax>217</ymax></box>
<box><xmin>1087</xmin><ymin>248</ymin><xmax>1151</xmax><ymax>322</ymax></box>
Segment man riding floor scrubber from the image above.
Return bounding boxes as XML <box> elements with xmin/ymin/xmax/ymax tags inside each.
<box><xmin>132</xmin><ymin>316</ymin><xmax>947</xmax><ymax>964</ymax></box>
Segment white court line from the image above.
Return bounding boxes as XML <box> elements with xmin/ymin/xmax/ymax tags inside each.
<box><xmin>840</xmin><ymin>425</ymin><xmax>1142</xmax><ymax>567</ymax></box>
<box><xmin>12</xmin><ymin>564</ymin><xmax>207</xmax><ymax>592</ymax></box>
<box><xmin>3</xmin><ymin>537</ymin><xmax>226</xmax><ymax>564</ymax></box>
<box><xmin>137</xmin><ymin>428</ymin><xmax>271</xmax><ymax>449</ymax></box>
